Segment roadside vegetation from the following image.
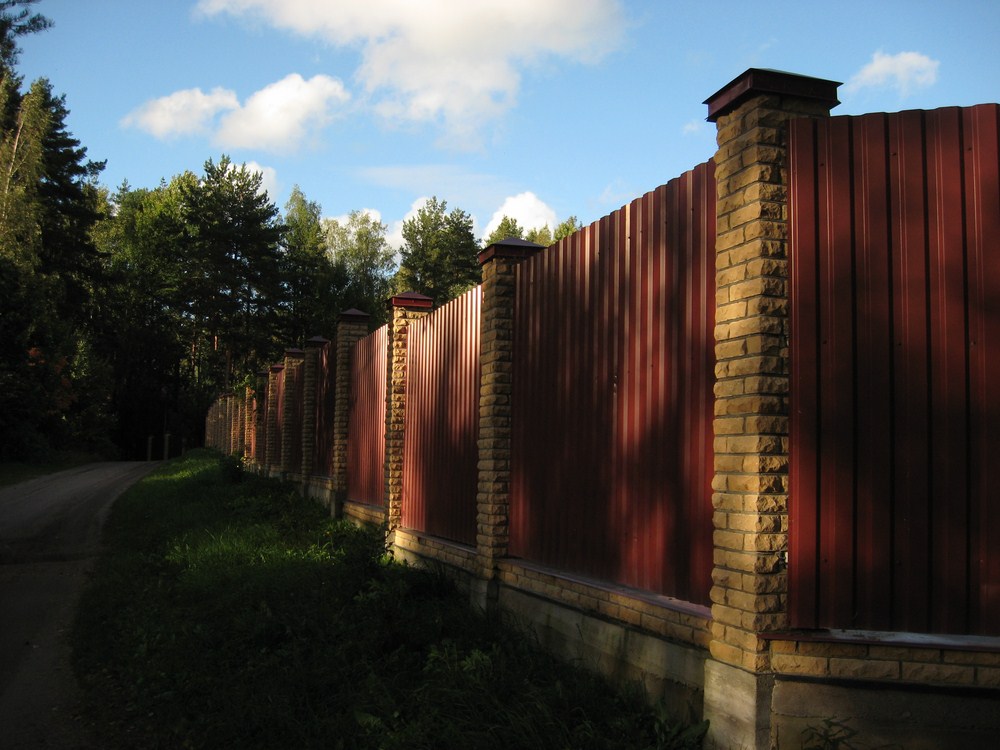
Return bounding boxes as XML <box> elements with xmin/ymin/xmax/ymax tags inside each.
<box><xmin>72</xmin><ymin>450</ymin><xmax>707</xmax><ymax>749</ymax></box>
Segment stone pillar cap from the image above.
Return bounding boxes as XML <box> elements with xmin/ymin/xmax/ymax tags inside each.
<box><xmin>269</xmin><ymin>364</ymin><xmax>285</xmax><ymax>373</ymax></box>
<box><xmin>339</xmin><ymin>308</ymin><xmax>371</xmax><ymax>322</ymax></box>
<box><xmin>388</xmin><ymin>291</ymin><xmax>433</xmax><ymax>310</ymax></box>
<box><xmin>479</xmin><ymin>236</ymin><xmax>545</xmax><ymax>265</ymax></box>
<box><xmin>704</xmin><ymin>68</ymin><xmax>841</xmax><ymax>122</ymax></box>
<box><xmin>284</xmin><ymin>348</ymin><xmax>305</xmax><ymax>358</ymax></box>
<box><xmin>306</xmin><ymin>335</ymin><xmax>330</xmax><ymax>347</ymax></box>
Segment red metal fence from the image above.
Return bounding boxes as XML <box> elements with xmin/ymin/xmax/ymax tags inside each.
<box><xmin>509</xmin><ymin>161</ymin><xmax>716</xmax><ymax>604</ymax></box>
<box><xmin>313</xmin><ymin>341</ymin><xmax>336</xmax><ymax>476</ymax></box>
<box><xmin>402</xmin><ymin>287</ymin><xmax>481</xmax><ymax>545</ymax></box>
<box><xmin>789</xmin><ymin>104</ymin><xmax>1000</xmax><ymax>636</ymax></box>
<box><xmin>347</xmin><ymin>325</ymin><xmax>388</xmax><ymax>506</ymax></box>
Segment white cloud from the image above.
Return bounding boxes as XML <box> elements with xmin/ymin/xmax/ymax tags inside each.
<box><xmin>121</xmin><ymin>86</ymin><xmax>239</xmax><ymax>138</ymax></box>
<box><xmin>483</xmin><ymin>191</ymin><xmax>556</xmax><ymax>239</ymax></box>
<box><xmin>196</xmin><ymin>0</ymin><xmax>624</xmax><ymax>145</ymax></box>
<box><xmin>845</xmin><ymin>51</ymin><xmax>940</xmax><ymax>97</ymax></box>
<box><xmin>682</xmin><ymin>119</ymin><xmax>707</xmax><ymax>135</ymax></box>
<box><xmin>123</xmin><ymin>74</ymin><xmax>349</xmax><ymax>152</ymax></box>
<box><xmin>239</xmin><ymin>160</ymin><xmax>279</xmax><ymax>200</ymax></box>
<box><xmin>386</xmin><ymin>197</ymin><xmax>429</xmax><ymax>255</ymax></box>
<box><xmin>215</xmin><ymin>73</ymin><xmax>350</xmax><ymax>151</ymax></box>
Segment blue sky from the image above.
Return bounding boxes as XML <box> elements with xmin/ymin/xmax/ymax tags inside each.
<box><xmin>18</xmin><ymin>0</ymin><xmax>1000</xmax><ymax>250</ymax></box>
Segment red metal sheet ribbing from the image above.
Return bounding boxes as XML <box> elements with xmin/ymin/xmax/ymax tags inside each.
<box><xmin>852</xmin><ymin>113</ymin><xmax>893</xmax><ymax>630</ymax></box>
<box><xmin>347</xmin><ymin>325</ymin><xmax>387</xmax><ymax>506</ymax></box>
<box><xmin>401</xmin><ymin>287</ymin><xmax>480</xmax><ymax>545</ymax></box>
<box><xmin>789</xmin><ymin>117</ymin><xmax>820</xmax><ymax>627</ymax></box>
<box><xmin>926</xmin><ymin>108</ymin><xmax>970</xmax><ymax>634</ymax></box>
<box><xmin>890</xmin><ymin>109</ymin><xmax>933</xmax><ymax>633</ymax></box>
<box><xmin>273</xmin><ymin>369</ymin><xmax>285</xmax><ymax>466</ymax></box>
<box><xmin>313</xmin><ymin>342</ymin><xmax>335</xmax><ymax>476</ymax></box>
<box><xmin>510</xmin><ymin>162</ymin><xmax>716</xmax><ymax>604</ymax></box>
<box><xmin>790</xmin><ymin>104</ymin><xmax>1000</xmax><ymax>636</ymax></box>
<box><xmin>965</xmin><ymin>104</ymin><xmax>1000</xmax><ymax>634</ymax></box>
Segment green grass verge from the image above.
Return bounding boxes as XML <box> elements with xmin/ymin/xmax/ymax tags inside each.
<box><xmin>73</xmin><ymin>450</ymin><xmax>707</xmax><ymax>749</ymax></box>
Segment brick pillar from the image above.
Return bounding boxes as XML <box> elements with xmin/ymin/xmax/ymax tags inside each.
<box><xmin>301</xmin><ymin>337</ymin><xmax>327</xmax><ymax>477</ymax></box>
<box><xmin>473</xmin><ymin>238</ymin><xmax>543</xmax><ymax>609</ymax></box>
<box><xmin>333</xmin><ymin>310</ymin><xmax>371</xmax><ymax>501</ymax></box>
<box><xmin>264</xmin><ymin>364</ymin><xmax>283</xmax><ymax>473</ymax></box>
<box><xmin>702</xmin><ymin>69</ymin><xmax>839</xmax><ymax>750</ymax></box>
<box><xmin>384</xmin><ymin>293</ymin><xmax>432</xmax><ymax>534</ymax></box>
<box><xmin>280</xmin><ymin>349</ymin><xmax>305</xmax><ymax>476</ymax></box>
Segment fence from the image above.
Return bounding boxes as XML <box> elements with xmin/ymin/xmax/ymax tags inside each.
<box><xmin>347</xmin><ymin>324</ymin><xmax>388</xmax><ymax>507</ymax></box>
<box><xmin>510</xmin><ymin>165</ymin><xmax>716</xmax><ymax>603</ymax></box>
<box><xmin>402</xmin><ymin>287</ymin><xmax>481</xmax><ymax>545</ymax></box>
<box><xmin>204</xmin><ymin>68</ymin><xmax>1000</xmax><ymax>749</ymax></box>
<box><xmin>789</xmin><ymin>104</ymin><xmax>1000</xmax><ymax>636</ymax></box>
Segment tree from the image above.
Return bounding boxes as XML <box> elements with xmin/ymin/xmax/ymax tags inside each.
<box><xmin>176</xmin><ymin>156</ymin><xmax>285</xmax><ymax>388</ymax></box>
<box><xmin>324</xmin><ymin>210</ymin><xmax>395</xmax><ymax>325</ymax></box>
<box><xmin>525</xmin><ymin>225</ymin><xmax>553</xmax><ymax>246</ymax></box>
<box><xmin>483</xmin><ymin>215</ymin><xmax>524</xmax><ymax>246</ymax></box>
<box><xmin>0</xmin><ymin>0</ymin><xmax>50</xmax><ymax>73</ymax></box>
<box><xmin>554</xmin><ymin>215</ymin><xmax>582</xmax><ymax>242</ymax></box>
<box><xmin>396</xmin><ymin>196</ymin><xmax>479</xmax><ymax>303</ymax></box>
<box><xmin>282</xmin><ymin>185</ymin><xmax>345</xmax><ymax>342</ymax></box>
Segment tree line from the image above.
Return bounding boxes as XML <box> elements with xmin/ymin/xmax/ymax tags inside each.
<box><xmin>0</xmin><ymin>1</ymin><xmax>584</xmax><ymax>461</ymax></box>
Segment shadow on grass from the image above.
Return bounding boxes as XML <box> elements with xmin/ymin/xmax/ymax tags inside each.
<box><xmin>73</xmin><ymin>449</ymin><xmax>706</xmax><ymax>750</ymax></box>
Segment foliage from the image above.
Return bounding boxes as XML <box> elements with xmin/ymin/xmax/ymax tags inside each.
<box><xmin>483</xmin><ymin>213</ymin><xmax>583</xmax><ymax>249</ymax></box>
<box><xmin>395</xmin><ymin>196</ymin><xmax>480</xmax><ymax>304</ymax></box>
<box><xmin>73</xmin><ymin>450</ymin><xmax>707</xmax><ymax>749</ymax></box>
<box><xmin>325</xmin><ymin>209</ymin><xmax>396</xmax><ymax>326</ymax></box>
<box><xmin>281</xmin><ymin>185</ymin><xmax>344</xmax><ymax>343</ymax></box>
<box><xmin>0</xmin><ymin>0</ymin><xmax>50</xmax><ymax>72</ymax></box>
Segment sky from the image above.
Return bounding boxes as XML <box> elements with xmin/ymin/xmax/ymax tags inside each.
<box><xmin>17</xmin><ymin>0</ymin><xmax>1000</xmax><ymax>251</ymax></box>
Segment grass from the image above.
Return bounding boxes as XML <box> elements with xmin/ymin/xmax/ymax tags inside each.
<box><xmin>73</xmin><ymin>450</ymin><xmax>707</xmax><ymax>749</ymax></box>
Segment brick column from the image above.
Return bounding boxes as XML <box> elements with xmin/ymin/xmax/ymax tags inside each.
<box><xmin>473</xmin><ymin>238</ymin><xmax>543</xmax><ymax>609</ymax></box>
<box><xmin>333</xmin><ymin>310</ymin><xmax>371</xmax><ymax>500</ymax></box>
<box><xmin>264</xmin><ymin>364</ymin><xmax>283</xmax><ymax>473</ymax></box>
<box><xmin>301</xmin><ymin>337</ymin><xmax>327</xmax><ymax>477</ymax></box>
<box><xmin>702</xmin><ymin>68</ymin><xmax>839</xmax><ymax>750</ymax></box>
<box><xmin>384</xmin><ymin>293</ymin><xmax>432</xmax><ymax>534</ymax></box>
<box><xmin>280</xmin><ymin>349</ymin><xmax>305</xmax><ymax>476</ymax></box>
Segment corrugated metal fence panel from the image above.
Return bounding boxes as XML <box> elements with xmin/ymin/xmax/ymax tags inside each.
<box><xmin>273</xmin><ymin>368</ymin><xmax>284</xmax><ymax>466</ymax></box>
<box><xmin>402</xmin><ymin>286</ymin><xmax>481</xmax><ymax>545</ymax></box>
<box><xmin>286</xmin><ymin>361</ymin><xmax>304</xmax><ymax>472</ymax></box>
<box><xmin>254</xmin><ymin>381</ymin><xmax>267</xmax><ymax>463</ymax></box>
<box><xmin>347</xmin><ymin>324</ymin><xmax>388</xmax><ymax>506</ymax></box>
<box><xmin>789</xmin><ymin>104</ymin><xmax>1000</xmax><ymax>636</ymax></box>
<box><xmin>510</xmin><ymin>161</ymin><xmax>716</xmax><ymax>604</ymax></box>
<box><xmin>314</xmin><ymin>342</ymin><xmax>336</xmax><ymax>476</ymax></box>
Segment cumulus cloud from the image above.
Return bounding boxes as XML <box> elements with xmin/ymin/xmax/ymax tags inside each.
<box><xmin>682</xmin><ymin>119</ymin><xmax>707</xmax><ymax>135</ymax></box>
<box><xmin>121</xmin><ymin>86</ymin><xmax>239</xmax><ymax>138</ymax></box>
<box><xmin>123</xmin><ymin>74</ymin><xmax>349</xmax><ymax>152</ymax></box>
<box><xmin>845</xmin><ymin>51</ymin><xmax>940</xmax><ymax>97</ymax></box>
<box><xmin>216</xmin><ymin>73</ymin><xmax>350</xmax><ymax>151</ymax></box>
<box><xmin>196</xmin><ymin>0</ymin><xmax>624</xmax><ymax>145</ymax></box>
<box><xmin>483</xmin><ymin>191</ymin><xmax>556</xmax><ymax>239</ymax></box>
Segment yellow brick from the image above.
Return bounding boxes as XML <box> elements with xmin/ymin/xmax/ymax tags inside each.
<box><xmin>770</xmin><ymin>640</ymin><xmax>798</xmax><ymax>654</ymax></box>
<box><xmin>709</xmin><ymin>639</ymin><xmax>745</xmax><ymax>667</ymax></box>
<box><xmin>976</xmin><ymin>666</ymin><xmax>1000</xmax><ymax>687</ymax></box>
<box><xmin>772</xmin><ymin>653</ymin><xmax>829</xmax><ymax>676</ymax></box>
<box><xmin>828</xmin><ymin>658</ymin><xmax>901</xmax><ymax>681</ymax></box>
<box><xmin>901</xmin><ymin>662</ymin><xmax>975</xmax><ymax>685</ymax></box>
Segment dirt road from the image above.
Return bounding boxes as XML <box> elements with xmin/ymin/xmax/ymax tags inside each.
<box><xmin>0</xmin><ymin>462</ymin><xmax>156</xmax><ymax>749</ymax></box>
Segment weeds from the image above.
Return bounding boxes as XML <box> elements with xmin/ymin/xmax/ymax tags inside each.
<box><xmin>73</xmin><ymin>450</ymin><xmax>706</xmax><ymax>749</ymax></box>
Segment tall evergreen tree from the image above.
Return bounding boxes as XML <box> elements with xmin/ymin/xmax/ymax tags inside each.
<box><xmin>325</xmin><ymin>209</ymin><xmax>395</xmax><ymax>325</ymax></box>
<box><xmin>396</xmin><ymin>196</ymin><xmax>479</xmax><ymax>304</ymax></box>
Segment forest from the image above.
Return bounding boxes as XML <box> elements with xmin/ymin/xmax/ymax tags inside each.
<box><xmin>0</xmin><ymin>1</ymin><xmax>584</xmax><ymax>462</ymax></box>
